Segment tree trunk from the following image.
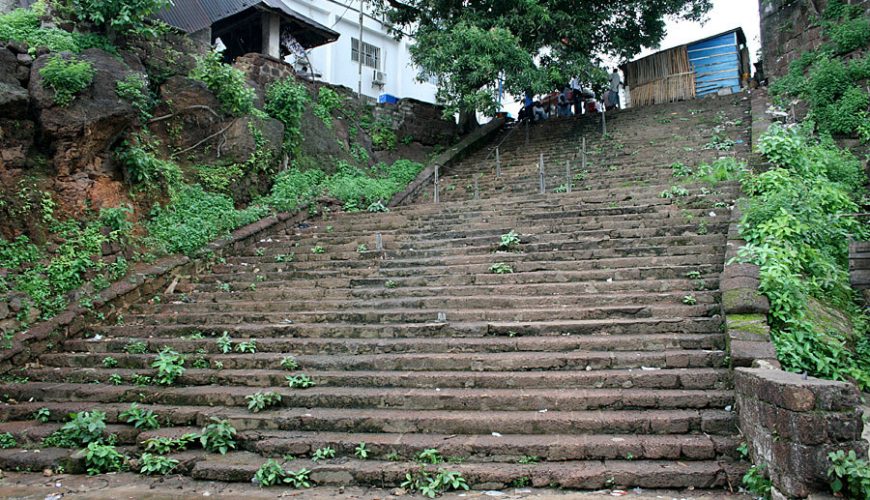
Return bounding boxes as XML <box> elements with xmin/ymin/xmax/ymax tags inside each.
<box><xmin>457</xmin><ymin>109</ymin><xmax>479</xmax><ymax>135</ymax></box>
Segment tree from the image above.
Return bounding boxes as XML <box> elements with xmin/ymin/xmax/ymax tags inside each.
<box><xmin>373</xmin><ymin>0</ymin><xmax>712</xmax><ymax>116</ymax></box>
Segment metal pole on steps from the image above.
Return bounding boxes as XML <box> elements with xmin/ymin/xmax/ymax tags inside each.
<box><xmin>434</xmin><ymin>165</ymin><xmax>440</xmax><ymax>204</ymax></box>
<box><xmin>495</xmin><ymin>147</ymin><xmax>501</xmax><ymax>178</ymax></box>
<box><xmin>375</xmin><ymin>233</ymin><xmax>383</xmax><ymax>252</ymax></box>
<box><xmin>582</xmin><ymin>137</ymin><xmax>587</xmax><ymax>171</ymax></box>
<box><xmin>525</xmin><ymin>120</ymin><xmax>529</xmax><ymax>146</ymax></box>
<box><xmin>565</xmin><ymin>160</ymin><xmax>572</xmax><ymax>193</ymax></box>
<box><xmin>601</xmin><ymin>107</ymin><xmax>607</xmax><ymax>136</ymax></box>
<box><xmin>473</xmin><ymin>175</ymin><xmax>479</xmax><ymax>200</ymax></box>
<box><xmin>539</xmin><ymin>153</ymin><xmax>545</xmax><ymax>194</ymax></box>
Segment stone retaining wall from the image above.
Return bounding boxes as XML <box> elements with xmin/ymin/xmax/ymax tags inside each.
<box><xmin>374</xmin><ymin>98</ymin><xmax>458</xmax><ymax>147</ymax></box>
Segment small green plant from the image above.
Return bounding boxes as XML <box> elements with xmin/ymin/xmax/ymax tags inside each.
<box><xmin>84</xmin><ymin>442</ymin><xmax>125</xmax><ymax>475</ymax></box>
<box><xmin>682</xmin><ymin>295</ymin><xmax>698</xmax><ymax>305</ymax></box>
<box><xmin>190</xmin><ymin>51</ymin><xmax>254</xmax><ymax>116</ymax></box>
<box><xmin>246</xmin><ymin>391</ymin><xmax>282</xmax><ymax>413</ymax></box>
<box><xmin>660</xmin><ymin>186</ymin><xmax>690</xmax><ymax>199</ymax></box>
<box><xmin>384</xmin><ymin>280</ymin><xmax>398</xmax><ymax>289</ymax></box>
<box><xmin>510</xmin><ymin>476</ymin><xmax>531</xmax><ymax>488</ymax></box>
<box><xmin>286</xmin><ymin>374</ymin><xmax>315</xmax><ymax>388</ymax></box>
<box><xmin>354</xmin><ymin>442</ymin><xmax>369</xmax><ymax>459</ymax></box>
<box><xmin>489</xmin><ymin>262</ymin><xmax>514</xmax><ymax>274</ymax></box>
<box><xmin>142</xmin><ymin>434</ymin><xmax>197</xmax><ymax>454</ymax></box>
<box><xmin>235</xmin><ymin>340</ymin><xmax>257</xmax><ymax>353</ymax></box>
<box><xmin>518</xmin><ymin>455</ymin><xmax>540</xmax><ymax>464</ymax></box>
<box><xmin>311</xmin><ymin>245</ymin><xmax>325</xmax><ymax>254</ymax></box>
<box><xmin>0</xmin><ymin>432</ymin><xmax>17</xmax><ymax>449</ymax></box>
<box><xmin>115</xmin><ymin>73</ymin><xmax>154</xmax><ymax>122</ymax></box>
<box><xmin>125</xmin><ymin>341</ymin><xmax>148</xmax><ymax>354</ymax></box>
<box><xmin>200</xmin><ymin>417</ymin><xmax>237</xmax><ymax>455</ymax></box>
<box><xmin>39</xmin><ymin>54</ymin><xmax>96</xmax><ymax>106</ymax></box>
<box><xmin>357</xmin><ymin>244</ymin><xmax>368</xmax><ymax>253</ymax></box>
<box><xmin>275</xmin><ymin>253</ymin><xmax>294</xmax><ymax>263</ymax></box>
<box><xmin>742</xmin><ymin>464</ymin><xmax>772</xmax><ymax>499</ymax></box>
<box><xmin>191</xmin><ymin>357</ymin><xmax>209</xmax><ymax>369</ymax></box>
<box><xmin>280</xmin><ymin>356</ymin><xmax>299</xmax><ymax>371</ymax></box>
<box><xmin>151</xmin><ymin>347</ymin><xmax>186</xmax><ymax>386</ymax></box>
<box><xmin>312</xmin><ymin>446</ymin><xmax>335</xmax><ymax>462</ymax></box>
<box><xmin>55</xmin><ymin>411</ymin><xmax>107</xmax><ymax>447</ymax></box>
<box><xmin>367</xmin><ymin>201</ymin><xmax>389</xmax><ymax>213</ymax></box>
<box><xmin>254</xmin><ymin>459</ymin><xmax>287</xmax><ymax>487</ymax></box>
<box><xmin>497</xmin><ymin>230</ymin><xmax>521</xmax><ymax>251</ymax></box>
<box><xmin>217</xmin><ymin>331</ymin><xmax>233</xmax><ymax>354</ymax></box>
<box><xmin>313</xmin><ymin>87</ymin><xmax>343</xmax><ymax>127</ymax></box>
<box><xmin>401</xmin><ymin>467</ymin><xmax>469</xmax><ymax>497</ymax></box>
<box><xmin>33</xmin><ymin>408</ymin><xmax>51</xmax><ymax>423</ymax></box>
<box><xmin>119</xmin><ymin>403</ymin><xmax>160</xmax><ymax>430</ymax></box>
<box><xmin>101</xmin><ymin>356</ymin><xmax>118</xmax><ymax>368</ymax></box>
<box><xmin>218</xmin><ymin>282</ymin><xmax>232</xmax><ymax>292</ymax></box>
<box><xmin>828</xmin><ymin>449</ymin><xmax>870</xmax><ymax>499</ymax></box>
<box><xmin>386</xmin><ymin>450</ymin><xmax>401</xmax><ymax>461</ymax></box>
<box><xmin>417</xmin><ymin>448</ymin><xmax>443</xmax><ymax>464</ymax></box>
<box><xmin>132</xmin><ymin>374</ymin><xmax>152</xmax><ymax>386</ymax></box>
<box><xmin>671</xmin><ymin>161</ymin><xmax>693</xmax><ymax>177</ymax></box>
<box><xmin>139</xmin><ymin>453</ymin><xmax>179</xmax><ymax>475</ymax></box>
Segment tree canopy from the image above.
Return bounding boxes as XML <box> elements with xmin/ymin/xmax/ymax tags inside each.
<box><xmin>373</xmin><ymin>0</ymin><xmax>712</xmax><ymax>115</ymax></box>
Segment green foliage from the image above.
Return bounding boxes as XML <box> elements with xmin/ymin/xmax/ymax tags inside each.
<box><xmin>139</xmin><ymin>453</ymin><xmax>179</xmax><ymax>475</ymax></box>
<box><xmin>370</xmin><ymin>119</ymin><xmax>397</xmax><ymax>151</ymax></box>
<box><xmin>311</xmin><ymin>446</ymin><xmax>335</xmax><ymax>461</ymax></box>
<box><xmin>116</xmin><ymin>144</ymin><xmax>182</xmax><ymax>193</ymax></box>
<box><xmin>115</xmin><ymin>74</ymin><xmax>154</xmax><ymax>122</ymax></box>
<box><xmin>518</xmin><ymin>455</ymin><xmax>540</xmax><ymax>464</ymax></box>
<box><xmin>84</xmin><ymin>442</ymin><xmax>125</xmax><ymax>475</ymax></box>
<box><xmin>0</xmin><ymin>432</ymin><xmax>17</xmax><ymax>449</ymax></box>
<box><xmin>660</xmin><ymin>186</ymin><xmax>689</xmax><ymax>199</ymax></box>
<box><xmin>384</xmin><ymin>280</ymin><xmax>398</xmax><ymax>289</ymax></box>
<box><xmin>497</xmin><ymin>230</ymin><xmax>521</xmax><ymax>251</ymax></box>
<box><xmin>313</xmin><ymin>87</ymin><xmax>343</xmax><ymax>128</ymax></box>
<box><xmin>311</xmin><ymin>245</ymin><xmax>325</xmax><ymax>254</ymax></box>
<box><xmin>72</xmin><ymin>0</ymin><xmax>170</xmax><ymax>36</ymax></box>
<box><xmin>354</xmin><ymin>442</ymin><xmax>369</xmax><ymax>459</ymax></box>
<box><xmin>33</xmin><ymin>408</ymin><xmax>51</xmax><ymax>423</ymax></box>
<box><xmin>151</xmin><ymin>347</ymin><xmax>186</xmax><ymax>386</ymax></box>
<box><xmin>265</xmin><ymin>77</ymin><xmax>309</xmax><ymax>154</ymax></box>
<box><xmin>234</xmin><ymin>340</ymin><xmax>257</xmax><ymax>353</ymax></box>
<box><xmin>245</xmin><ymin>391</ymin><xmax>282</xmax><ymax>413</ymax></box>
<box><xmin>216</xmin><ymin>331</ymin><xmax>233</xmax><ymax>354</ymax></box>
<box><xmin>119</xmin><ymin>403</ymin><xmax>160</xmax><ymax>430</ymax></box>
<box><xmin>280</xmin><ymin>356</ymin><xmax>299</xmax><ymax>371</ymax></box>
<box><xmin>489</xmin><ymin>262</ymin><xmax>514</xmax><ymax>274</ymax></box>
<box><xmin>55</xmin><ymin>410</ymin><xmax>106</xmax><ymax>447</ymax></box>
<box><xmin>286</xmin><ymin>374</ymin><xmax>315</xmax><ymax>388</ymax></box>
<box><xmin>742</xmin><ymin>464</ymin><xmax>771</xmax><ymax>500</ymax></box>
<box><xmin>823</xmin><ymin>2</ymin><xmax>870</xmax><ymax>54</ymax></box>
<box><xmin>146</xmin><ymin>184</ymin><xmax>268</xmax><ymax>256</ymax></box>
<box><xmin>190</xmin><ymin>51</ymin><xmax>255</xmax><ymax>116</ymax></box>
<box><xmin>401</xmin><ymin>467</ymin><xmax>469</xmax><ymax>498</ymax></box>
<box><xmin>262</xmin><ymin>168</ymin><xmax>326</xmax><ymax>212</ymax></box>
<box><xmin>828</xmin><ymin>449</ymin><xmax>870</xmax><ymax>499</ymax></box>
<box><xmin>0</xmin><ymin>4</ymin><xmax>114</xmax><ymax>54</ymax></box>
<box><xmin>101</xmin><ymin>356</ymin><xmax>118</xmax><ymax>368</ymax></box>
<box><xmin>199</xmin><ymin>417</ymin><xmax>237</xmax><ymax>455</ymax></box>
<box><xmin>107</xmin><ymin>373</ymin><xmax>123</xmax><ymax>385</ymax></box>
<box><xmin>39</xmin><ymin>54</ymin><xmax>95</xmax><ymax>107</ymax></box>
<box><xmin>682</xmin><ymin>294</ymin><xmax>698</xmax><ymax>305</ymax></box>
<box><xmin>693</xmin><ymin>157</ymin><xmax>748</xmax><ymax>183</ymax></box>
<box><xmin>254</xmin><ymin>459</ymin><xmax>286</xmax><ymax>487</ymax></box>
<box><xmin>738</xmin><ymin>124</ymin><xmax>870</xmax><ymax>389</ymax></box>
<box><xmin>417</xmin><ymin>448</ymin><xmax>443</xmax><ymax>464</ymax></box>
<box><xmin>142</xmin><ymin>434</ymin><xmax>197</xmax><ymax>454</ymax></box>
<box><xmin>125</xmin><ymin>341</ymin><xmax>148</xmax><ymax>354</ymax></box>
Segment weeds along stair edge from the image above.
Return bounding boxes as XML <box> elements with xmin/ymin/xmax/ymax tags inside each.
<box><xmin>0</xmin><ymin>95</ymin><xmax>753</xmax><ymax>490</ymax></box>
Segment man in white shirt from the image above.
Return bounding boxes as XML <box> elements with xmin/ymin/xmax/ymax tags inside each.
<box><xmin>608</xmin><ymin>68</ymin><xmax>622</xmax><ymax>110</ymax></box>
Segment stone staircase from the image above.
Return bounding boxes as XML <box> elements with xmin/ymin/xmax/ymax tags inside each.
<box><xmin>0</xmin><ymin>95</ymin><xmax>753</xmax><ymax>490</ymax></box>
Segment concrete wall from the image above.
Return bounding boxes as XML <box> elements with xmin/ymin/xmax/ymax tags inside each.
<box><xmin>283</xmin><ymin>0</ymin><xmax>438</xmax><ymax>104</ymax></box>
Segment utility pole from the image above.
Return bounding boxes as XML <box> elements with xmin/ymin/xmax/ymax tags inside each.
<box><xmin>357</xmin><ymin>0</ymin><xmax>365</xmax><ymax>102</ymax></box>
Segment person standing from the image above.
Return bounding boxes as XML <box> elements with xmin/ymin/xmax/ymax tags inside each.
<box><xmin>570</xmin><ymin>76</ymin><xmax>583</xmax><ymax>115</ymax></box>
<box><xmin>608</xmin><ymin>68</ymin><xmax>623</xmax><ymax>110</ymax></box>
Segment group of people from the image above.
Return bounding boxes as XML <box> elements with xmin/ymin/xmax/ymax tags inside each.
<box><xmin>518</xmin><ymin>68</ymin><xmax>623</xmax><ymax>123</ymax></box>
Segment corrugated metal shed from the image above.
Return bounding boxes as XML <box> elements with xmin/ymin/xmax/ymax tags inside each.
<box><xmin>687</xmin><ymin>29</ymin><xmax>745</xmax><ymax>97</ymax></box>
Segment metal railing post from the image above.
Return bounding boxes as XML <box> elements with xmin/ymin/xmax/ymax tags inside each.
<box><xmin>473</xmin><ymin>175</ymin><xmax>480</xmax><ymax>200</ymax></box>
<box><xmin>495</xmin><ymin>147</ymin><xmax>501</xmax><ymax>178</ymax></box>
<box><xmin>525</xmin><ymin>120</ymin><xmax>530</xmax><ymax>146</ymax></box>
<box><xmin>565</xmin><ymin>160</ymin><xmax>572</xmax><ymax>193</ymax></box>
<box><xmin>582</xmin><ymin>137</ymin><xmax>587</xmax><ymax>171</ymax></box>
<box><xmin>601</xmin><ymin>107</ymin><xmax>607</xmax><ymax>136</ymax></box>
<box><xmin>433</xmin><ymin>165</ymin><xmax>440</xmax><ymax>204</ymax></box>
<box><xmin>539</xmin><ymin>153</ymin><xmax>545</xmax><ymax>194</ymax></box>
<box><xmin>375</xmin><ymin>233</ymin><xmax>383</xmax><ymax>252</ymax></box>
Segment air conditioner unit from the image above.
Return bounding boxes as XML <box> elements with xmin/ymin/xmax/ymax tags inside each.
<box><xmin>372</xmin><ymin>70</ymin><xmax>387</xmax><ymax>86</ymax></box>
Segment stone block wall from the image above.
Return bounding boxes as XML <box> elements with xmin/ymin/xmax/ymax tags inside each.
<box><xmin>760</xmin><ymin>0</ymin><xmax>870</xmax><ymax>79</ymax></box>
<box><xmin>374</xmin><ymin>98</ymin><xmax>458</xmax><ymax>147</ymax></box>
<box><xmin>736</xmin><ymin>368</ymin><xmax>867</xmax><ymax>498</ymax></box>
<box><xmin>234</xmin><ymin>53</ymin><xmax>295</xmax><ymax>90</ymax></box>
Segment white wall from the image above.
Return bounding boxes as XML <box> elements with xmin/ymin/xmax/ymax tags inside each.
<box><xmin>285</xmin><ymin>0</ymin><xmax>438</xmax><ymax>103</ymax></box>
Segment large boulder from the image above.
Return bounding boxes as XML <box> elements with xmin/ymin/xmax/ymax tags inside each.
<box><xmin>149</xmin><ymin>75</ymin><xmax>223</xmax><ymax>155</ymax></box>
<box><xmin>0</xmin><ymin>119</ymin><xmax>35</xmax><ymax>169</ymax></box>
<box><xmin>0</xmin><ymin>48</ymin><xmax>28</xmax><ymax>118</ymax></box>
<box><xmin>29</xmin><ymin>48</ymin><xmax>138</xmax><ymax>176</ymax></box>
<box><xmin>221</xmin><ymin>115</ymin><xmax>284</xmax><ymax>166</ymax></box>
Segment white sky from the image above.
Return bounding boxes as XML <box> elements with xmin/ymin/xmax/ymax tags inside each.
<box><xmin>635</xmin><ymin>0</ymin><xmax>762</xmax><ymax>63</ymax></box>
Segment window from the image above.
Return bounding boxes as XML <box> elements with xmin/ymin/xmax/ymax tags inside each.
<box><xmin>351</xmin><ymin>38</ymin><xmax>381</xmax><ymax>69</ymax></box>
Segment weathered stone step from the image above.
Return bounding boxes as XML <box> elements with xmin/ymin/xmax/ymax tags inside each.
<box><xmin>63</xmin><ymin>332</ymin><xmax>725</xmax><ymax>356</ymax></box>
<box><xmin>91</xmin><ymin>316</ymin><xmax>722</xmax><ymax>339</ymax></box>
<box><xmin>188</xmin><ymin>453</ymin><xmax>742</xmax><ymax>489</ymax></box>
<box><xmin>41</xmin><ymin>348</ymin><xmax>727</xmax><ymax>372</ymax></box>
<box><xmin>0</xmin><ymin>383</ymin><xmax>735</xmax><ymax>411</ymax></box>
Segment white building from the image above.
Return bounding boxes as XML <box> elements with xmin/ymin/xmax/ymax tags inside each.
<box><xmin>284</xmin><ymin>0</ymin><xmax>438</xmax><ymax>103</ymax></box>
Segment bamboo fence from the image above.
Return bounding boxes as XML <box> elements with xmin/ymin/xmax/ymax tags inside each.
<box><xmin>624</xmin><ymin>46</ymin><xmax>696</xmax><ymax>108</ymax></box>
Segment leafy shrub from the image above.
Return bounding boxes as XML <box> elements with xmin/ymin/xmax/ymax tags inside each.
<box><xmin>47</xmin><ymin>410</ymin><xmax>107</xmax><ymax>447</ymax></box>
<box><xmin>84</xmin><ymin>442</ymin><xmax>125</xmax><ymax>475</ymax></box>
<box><xmin>146</xmin><ymin>184</ymin><xmax>268</xmax><ymax>256</ymax></box>
<box><xmin>742</xmin><ymin>464</ymin><xmax>771</xmax><ymax>500</ymax></box>
<box><xmin>39</xmin><ymin>54</ymin><xmax>95</xmax><ymax>107</ymax></box>
<box><xmin>125</xmin><ymin>341</ymin><xmax>148</xmax><ymax>354</ymax></box>
<box><xmin>738</xmin><ymin>124</ymin><xmax>870</xmax><ymax>389</ymax></box>
<box><xmin>311</xmin><ymin>446</ymin><xmax>335</xmax><ymax>461</ymax></box>
<box><xmin>0</xmin><ymin>432</ymin><xmax>17</xmax><ymax>449</ymax></box>
<box><xmin>265</xmin><ymin>77</ymin><xmax>309</xmax><ymax>153</ymax></box>
<box><xmin>115</xmin><ymin>74</ymin><xmax>154</xmax><ymax>122</ymax></box>
<box><xmin>280</xmin><ymin>356</ymin><xmax>299</xmax><ymax>370</ymax></box>
<box><xmin>489</xmin><ymin>262</ymin><xmax>514</xmax><ymax>274</ymax></box>
<box><xmin>71</xmin><ymin>0</ymin><xmax>170</xmax><ymax>36</ymax></box>
<box><xmin>200</xmin><ymin>417</ymin><xmax>236</xmax><ymax>454</ymax></box>
<box><xmin>33</xmin><ymin>408</ymin><xmax>51</xmax><ymax>423</ymax></box>
<box><xmin>370</xmin><ymin>118</ymin><xmax>397</xmax><ymax>150</ymax></box>
<box><xmin>254</xmin><ymin>459</ymin><xmax>287</xmax><ymax>487</ymax></box>
<box><xmin>151</xmin><ymin>347</ymin><xmax>186</xmax><ymax>385</ymax></box>
<box><xmin>826</xmin><ymin>14</ymin><xmax>870</xmax><ymax>54</ymax></box>
<box><xmin>119</xmin><ymin>403</ymin><xmax>160</xmax><ymax>430</ymax></box>
<box><xmin>263</xmin><ymin>168</ymin><xmax>326</xmax><ymax>212</ymax></box>
<box><xmin>190</xmin><ymin>51</ymin><xmax>255</xmax><ymax>116</ymax></box>
<box><xmin>142</xmin><ymin>434</ymin><xmax>197</xmax><ymax>454</ymax></box>
<box><xmin>313</xmin><ymin>87</ymin><xmax>343</xmax><ymax>127</ymax></box>
<box><xmin>0</xmin><ymin>4</ymin><xmax>113</xmax><ymax>54</ymax></box>
<box><xmin>285</xmin><ymin>374</ymin><xmax>315</xmax><ymax>388</ymax></box>
<box><xmin>828</xmin><ymin>449</ymin><xmax>870</xmax><ymax>499</ymax></box>
<box><xmin>401</xmin><ymin>467</ymin><xmax>469</xmax><ymax>497</ymax></box>
<box><xmin>115</xmin><ymin>144</ymin><xmax>182</xmax><ymax>193</ymax></box>
<box><xmin>246</xmin><ymin>391</ymin><xmax>282</xmax><ymax>413</ymax></box>
<box><xmin>497</xmin><ymin>230</ymin><xmax>521</xmax><ymax>251</ymax></box>
<box><xmin>139</xmin><ymin>453</ymin><xmax>179</xmax><ymax>475</ymax></box>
